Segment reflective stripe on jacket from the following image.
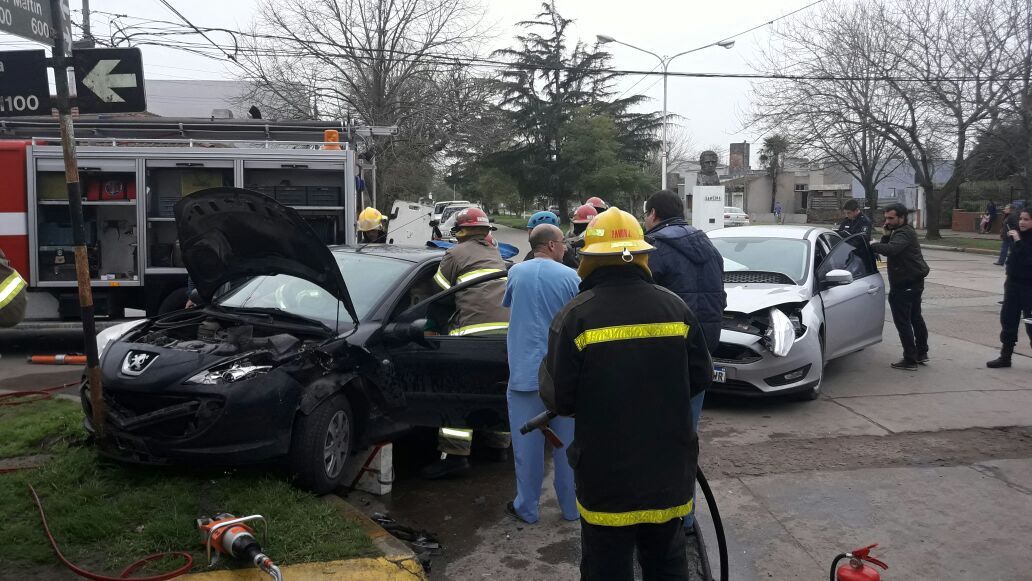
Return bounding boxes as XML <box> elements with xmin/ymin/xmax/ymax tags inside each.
<box><xmin>540</xmin><ymin>265</ymin><xmax>713</xmax><ymax>526</ymax></box>
<box><xmin>434</xmin><ymin>236</ymin><xmax>510</xmax><ymax>335</ymax></box>
<box><xmin>0</xmin><ymin>259</ymin><xmax>28</xmax><ymax>327</ymax></box>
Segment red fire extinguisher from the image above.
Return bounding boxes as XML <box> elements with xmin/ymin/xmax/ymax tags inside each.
<box><xmin>830</xmin><ymin>544</ymin><xmax>888</xmax><ymax>581</ymax></box>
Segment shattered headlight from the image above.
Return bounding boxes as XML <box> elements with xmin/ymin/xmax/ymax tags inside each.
<box><xmin>186</xmin><ymin>357</ymin><xmax>272</xmax><ymax>385</ymax></box>
<box><xmin>763</xmin><ymin>307</ymin><xmax>795</xmax><ymax>358</ymax></box>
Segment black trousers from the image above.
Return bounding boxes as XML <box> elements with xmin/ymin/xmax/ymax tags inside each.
<box><xmin>580</xmin><ymin>518</ymin><xmax>689</xmax><ymax>581</ymax></box>
<box><xmin>1000</xmin><ymin>280</ymin><xmax>1032</xmax><ymax>346</ymax></box>
<box><xmin>888</xmin><ymin>281</ymin><xmax>928</xmax><ymax>362</ymax></box>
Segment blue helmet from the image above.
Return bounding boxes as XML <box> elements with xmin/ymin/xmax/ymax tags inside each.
<box><xmin>527</xmin><ymin>211</ymin><xmax>560</xmax><ymax>229</ymax></box>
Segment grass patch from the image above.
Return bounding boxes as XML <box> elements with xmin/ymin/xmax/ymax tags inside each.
<box><xmin>922</xmin><ymin>236</ymin><xmax>1000</xmax><ymax>251</ymax></box>
<box><xmin>0</xmin><ymin>398</ymin><xmax>83</xmax><ymax>458</ymax></box>
<box><xmin>0</xmin><ymin>400</ymin><xmax>376</xmax><ymax>575</ymax></box>
<box><xmin>491</xmin><ymin>214</ymin><xmax>529</xmax><ymax>230</ymax></box>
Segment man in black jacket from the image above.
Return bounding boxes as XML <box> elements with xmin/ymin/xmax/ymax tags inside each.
<box><xmin>836</xmin><ymin>199</ymin><xmax>873</xmax><ymax>243</ymax></box>
<box><xmin>540</xmin><ymin>208</ymin><xmax>713</xmax><ymax>581</ymax></box>
<box><xmin>643</xmin><ymin>189</ymin><xmax>724</xmax><ymax>537</ymax></box>
<box><xmin>870</xmin><ymin>203</ymin><xmax>931</xmax><ymax>371</ymax></box>
<box><xmin>995</xmin><ymin>204</ymin><xmax>1020</xmax><ymax>266</ymax></box>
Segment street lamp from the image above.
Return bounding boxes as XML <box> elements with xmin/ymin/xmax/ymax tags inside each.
<box><xmin>597</xmin><ymin>35</ymin><xmax>735</xmax><ymax>190</ymax></box>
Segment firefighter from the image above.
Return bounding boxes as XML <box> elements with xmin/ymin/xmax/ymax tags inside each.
<box><xmin>421</xmin><ymin>207</ymin><xmax>512</xmax><ymax>479</ymax></box>
<box><xmin>357</xmin><ymin>207</ymin><xmax>388</xmax><ymax>243</ymax></box>
<box><xmin>584</xmin><ymin>196</ymin><xmax>609</xmax><ymax>215</ymax></box>
<box><xmin>540</xmin><ymin>207</ymin><xmax>713</xmax><ymax>580</ymax></box>
<box><xmin>0</xmin><ymin>247</ymin><xmax>28</xmax><ymax>328</ymax></box>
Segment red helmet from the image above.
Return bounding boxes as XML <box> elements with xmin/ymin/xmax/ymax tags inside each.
<box><xmin>585</xmin><ymin>196</ymin><xmax>608</xmax><ymax>211</ymax></box>
<box><xmin>572</xmin><ymin>204</ymin><xmax>598</xmax><ymax>224</ymax></box>
<box><xmin>452</xmin><ymin>207</ymin><xmax>492</xmax><ymax>232</ymax></box>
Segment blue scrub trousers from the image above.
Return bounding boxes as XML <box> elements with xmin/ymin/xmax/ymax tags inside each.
<box><xmin>683</xmin><ymin>391</ymin><xmax>706</xmax><ymax>529</ymax></box>
<box><xmin>507</xmin><ymin>389</ymin><xmax>578</xmax><ymax>523</ymax></box>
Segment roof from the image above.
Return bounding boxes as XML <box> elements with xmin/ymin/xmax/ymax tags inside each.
<box><xmin>707</xmin><ymin>225</ymin><xmax>830</xmax><ymax>240</ymax></box>
<box><xmin>331</xmin><ymin>244</ymin><xmax>443</xmax><ymax>263</ymax></box>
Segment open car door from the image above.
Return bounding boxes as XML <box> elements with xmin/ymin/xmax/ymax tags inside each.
<box><xmin>376</xmin><ymin>270</ymin><xmax>510</xmax><ymax>431</ymax></box>
<box><xmin>816</xmin><ymin>233</ymin><xmax>885</xmax><ymax>358</ymax></box>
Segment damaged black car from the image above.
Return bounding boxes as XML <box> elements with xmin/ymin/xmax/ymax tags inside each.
<box><xmin>85</xmin><ymin>188</ymin><xmax>510</xmax><ymax>493</ymax></box>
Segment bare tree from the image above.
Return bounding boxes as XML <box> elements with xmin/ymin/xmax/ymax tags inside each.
<box><xmin>236</xmin><ymin>0</ymin><xmax>490</xmax><ymax>209</ymax></box>
<box><xmin>753</xmin><ymin>1</ymin><xmax>903</xmax><ymax>219</ymax></box>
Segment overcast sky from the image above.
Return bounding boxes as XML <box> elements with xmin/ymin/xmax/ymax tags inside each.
<box><xmin>0</xmin><ymin>0</ymin><xmax>820</xmax><ymax>163</ymax></box>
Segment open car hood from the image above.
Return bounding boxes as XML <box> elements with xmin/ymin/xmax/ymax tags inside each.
<box><xmin>175</xmin><ymin>187</ymin><xmax>358</xmax><ymax>323</ymax></box>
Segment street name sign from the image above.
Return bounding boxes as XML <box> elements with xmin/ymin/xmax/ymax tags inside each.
<box><xmin>0</xmin><ymin>49</ymin><xmax>51</xmax><ymax>116</ymax></box>
<box><xmin>72</xmin><ymin>47</ymin><xmax>147</xmax><ymax>114</ymax></box>
<box><xmin>0</xmin><ymin>0</ymin><xmax>71</xmax><ymax>55</ymax></box>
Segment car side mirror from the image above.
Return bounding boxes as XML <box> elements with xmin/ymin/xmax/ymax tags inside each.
<box><xmin>823</xmin><ymin>269</ymin><xmax>854</xmax><ymax>286</ymax></box>
<box><xmin>382</xmin><ymin>318</ymin><xmax>431</xmax><ymax>346</ymax></box>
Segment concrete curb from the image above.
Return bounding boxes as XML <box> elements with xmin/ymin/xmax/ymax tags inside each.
<box><xmin>182</xmin><ymin>496</ymin><xmax>427</xmax><ymax>581</ymax></box>
<box><xmin>923</xmin><ymin>244</ymin><xmax>999</xmax><ymax>256</ymax></box>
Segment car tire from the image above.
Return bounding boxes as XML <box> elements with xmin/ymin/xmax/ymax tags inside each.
<box><xmin>289</xmin><ymin>394</ymin><xmax>353</xmax><ymax>494</ymax></box>
<box><xmin>794</xmin><ymin>330</ymin><xmax>825</xmax><ymax>401</ymax></box>
<box><xmin>157</xmin><ymin>287</ymin><xmax>188</xmax><ymax>315</ymax></box>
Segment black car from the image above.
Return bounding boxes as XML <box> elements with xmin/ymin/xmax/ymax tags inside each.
<box><xmin>85</xmin><ymin>188</ymin><xmax>510</xmax><ymax>493</ymax></box>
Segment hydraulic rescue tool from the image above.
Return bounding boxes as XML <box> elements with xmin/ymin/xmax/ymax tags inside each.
<box><xmin>830</xmin><ymin>544</ymin><xmax>888</xmax><ymax>581</ymax></box>
<box><xmin>196</xmin><ymin>514</ymin><xmax>282</xmax><ymax>581</ymax></box>
<box><xmin>520</xmin><ymin>410</ymin><xmax>730</xmax><ymax>581</ymax></box>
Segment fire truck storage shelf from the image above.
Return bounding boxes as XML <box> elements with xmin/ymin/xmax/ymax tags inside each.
<box><xmin>4</xmin><ymin>137</ymin><xmax>360</xmax><ymax>319</ymax></box>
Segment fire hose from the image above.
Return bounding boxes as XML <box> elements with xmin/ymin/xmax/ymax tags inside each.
<box><xmin>0</xmin><ymin>380</ymin><xmax>80</xmax><ymax>407</ymax></box>
<box><xmin>520</xmin><ymin>411</ymin><xmax>729</xmax><ymax>581</ymax></box>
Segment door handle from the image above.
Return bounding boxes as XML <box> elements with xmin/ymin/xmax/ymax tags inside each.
<box><xmin>866</xmin><ymin>286</ymin><xmax>879</xmax><ymax>295</ymax></box>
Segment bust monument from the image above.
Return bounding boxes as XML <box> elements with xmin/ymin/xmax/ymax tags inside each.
<box><xmin>696</xmin><ymin>151</ymin><xmax>721</xmax><ymax>186</ymax></box>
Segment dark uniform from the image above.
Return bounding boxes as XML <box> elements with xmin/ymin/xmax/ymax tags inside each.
<box><xmin>540</xmin><ymin>265</ymin><xmax>713</xmax><ymax>581</ymax></box>
<box><xmin>999</xmin><ymin>229</ymin><xmax>1032</xmax><ymax>353</ymax></box>
<box><xmin>836</xmin><ymin>212</ymin><xmax>873</xmax><ymax>242</ymax></box>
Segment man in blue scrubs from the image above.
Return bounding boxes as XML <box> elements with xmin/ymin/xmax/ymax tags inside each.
<box><xmin>503</xmin><ymin>224</ymin><xmax>580</xmax><ymax>523</ymax></box>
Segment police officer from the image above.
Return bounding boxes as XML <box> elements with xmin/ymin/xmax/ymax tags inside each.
<box><xmin>836</xmin><ymin>199</ymin><xmax>873</xmax><ymax>242</ymax></box>
<box><xmin>421</xmin><ymin>207</ymin><xmax>511</xmax><ymax>479</ymax></box>
<box><xmin>0</xmin><ymin>247</ymin><xmax>27</xmax><ymax>328</ymax></box>
<box><xmin>357</xmin><ymin>207</ymin><xmax>388</xmax><ymax>243</ymax></box>
<box><xmin>540</xmin><ymin>207</ymin><xmax>713</xmax><ymax>581</ymax></box>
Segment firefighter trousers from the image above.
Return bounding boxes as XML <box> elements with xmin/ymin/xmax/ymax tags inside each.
<box><xmin>580</xmin><ymin>517</ymin><xmax>690</xmax><ymax>581</ymax></box>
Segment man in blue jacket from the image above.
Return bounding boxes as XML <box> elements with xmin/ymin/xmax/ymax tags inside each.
<box><xmin>643</xmin><ymin>189</ymin><xmax>725</xmax><ymax>534</ymax></box>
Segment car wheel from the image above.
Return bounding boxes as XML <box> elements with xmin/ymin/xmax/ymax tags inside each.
<box><xmin>794</xmin><ymin>329</ymin><xmax>825</xmax><ymax>401</ymax></box>
<box><xmin>289</xmin><ymin>394</ymin><xmax>353</xmax><ymax>494</ymax></box>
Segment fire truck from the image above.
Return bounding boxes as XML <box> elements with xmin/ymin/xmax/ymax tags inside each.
<box><xmin>0</xmin><ymin>118</ymin><xmax>369</xmax><ymax>321</ymax></box>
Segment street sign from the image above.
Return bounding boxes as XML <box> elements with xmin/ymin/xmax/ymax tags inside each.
<box><xmin>0</xmin><ymin>49</ymin><xmax>52</xmax><ymax>117</ymax></box>
<box><xmin>72</xmin><ymin>48</ymin><xmax>147</xmax><ymax>114</ymax></box>
<box><xmin>0</xmin><ymin>0</ymin><xmax>71</xmax><ymax>54</ymax></box>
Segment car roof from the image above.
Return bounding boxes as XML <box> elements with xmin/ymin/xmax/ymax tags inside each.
<box><xmin>330</xmin><ymin>244</ymin><xmax>443</xmax><ymax>263</ymax></box>
<box><xmin>707</xmin><ymin>225</ymin><xmax>832</xmax><ymax>240</ymax></box>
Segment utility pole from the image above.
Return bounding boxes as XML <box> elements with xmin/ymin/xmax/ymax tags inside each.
<box><xmin>50</xmin><ymin>0</ymin><xmax>105</xmax><ymax>437</ymax></box>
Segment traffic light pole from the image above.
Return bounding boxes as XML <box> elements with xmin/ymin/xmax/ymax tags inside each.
<box><xmin>49</xmin><ymin>0</ymin><xmax>105</xmax><ymax>438</ymax></box>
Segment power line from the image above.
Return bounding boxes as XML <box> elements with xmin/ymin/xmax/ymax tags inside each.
<box><xmin>154</xmin><ymin>0</ymin><xmax>237</xmax><ymax>62</ymax></box>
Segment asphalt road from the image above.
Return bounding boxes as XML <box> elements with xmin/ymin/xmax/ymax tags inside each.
<box><xmin>3</xmin><ymin>238</ymin><xmax>1030</xmax><ymax>580</ymax></box>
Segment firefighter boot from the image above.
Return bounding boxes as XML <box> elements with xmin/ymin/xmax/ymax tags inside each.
<box><xmin>987</xmin><ymin>343</ymin><xmax>1014</xmax><ymax>368</ymax></box>
<box><xmin>420</xmin><ymin>455</ymin><xmax>471</xmax><ymax>480</ymax></box>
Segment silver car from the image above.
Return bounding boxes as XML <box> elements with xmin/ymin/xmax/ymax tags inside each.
<box><xmin>708</xmin><ymin>226</ymin><xmax>885</xmax><ymax>400</ymax></box>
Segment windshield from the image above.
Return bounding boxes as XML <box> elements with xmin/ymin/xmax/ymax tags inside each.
<box><xmin>711</xmin><ymin>237</ymin><xmax>810</xmax><ymax>284</ymax></box>
<box><xmin>216</xmin><ymin>252</ymin><xmax>412</xmax><ymax>326</ymax></box>
<box><xmin>441</xmin><ymin>205</ymin><xmax>469</xmax><ymax>222</ymax></box>
<box><xmin>434</xmin><ymin>202</ymin><xmax>449</xmax><ymax>214</ymax></box>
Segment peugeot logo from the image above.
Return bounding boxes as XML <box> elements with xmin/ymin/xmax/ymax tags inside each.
<box><xmin>122</xmin><ymin>351</ymin><xmax>158</xmax><ymax>376</ymax></box>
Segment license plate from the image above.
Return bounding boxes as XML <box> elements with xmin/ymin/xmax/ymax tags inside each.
<box><xmin>712</xmin><ymin>366</ymin><xmax>726</xmax><ymax>383</ymax></box>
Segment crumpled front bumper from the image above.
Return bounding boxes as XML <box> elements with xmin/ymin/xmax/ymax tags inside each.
<box><xmin>708</xmin><ymin>325</ymin><xmax>823</xmax><ymax>397</ymax></box>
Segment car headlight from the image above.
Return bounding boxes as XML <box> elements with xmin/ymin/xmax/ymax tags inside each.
<box><xmin>96</xmin><ymin>319</ymin><xmax>147</xmax><ymax>359</ymax></box>
<box><xmin>185</xmin><ymin>357</ymin><xmax>273</xmax><ymax>385</ymax></box>
<box><xmin>763</xmin><ymin>307</ymin><xmax>795</xmax><ymax>357</ymax></box>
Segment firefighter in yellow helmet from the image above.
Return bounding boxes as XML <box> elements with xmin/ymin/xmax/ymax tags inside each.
<box><xmin>421</xmin><ymin>207</ymin><xmax>511</xmax><ymax>479</ymax></box>
<box><xmin>357</xmin><ymin>207</ymin><xmax>388</xmax><ymax>243</ymax></box>
<box><xmin>539</xmin><ymin>207</ymin><xmax>713</xmax><ymax>580</ymax></box>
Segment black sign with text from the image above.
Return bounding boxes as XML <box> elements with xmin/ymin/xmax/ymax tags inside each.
<box><xmin>73</xmin><ymin>48</ymin><xmax>147</xmax><ymax>114</ymax></box>
<box><xmin>0</xmin><ymin>50</ymin><xmax>52</xmax><ymax>117</ymax></box>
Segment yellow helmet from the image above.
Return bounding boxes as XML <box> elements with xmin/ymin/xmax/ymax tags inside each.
<box><xmin>358</xmin><ymin>207</ymin><xmax>385</xmax><ymax>232</ymax></box>
<box><xmin>579</xmin><ymin>207</ymin><xmax>654</xmax><ymax>259</ymax></box>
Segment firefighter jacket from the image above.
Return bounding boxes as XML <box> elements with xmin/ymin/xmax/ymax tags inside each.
<box><xmin>0</xmin><ymin>248</ymin><xmax>28</xmax><ymax>328</ymax></box>
<box><xmin>870</xmin><ymin>224</ymin><xmax>930</xmax><ymax>288</ymax></box>
<box><xmin>539</xmin><ymin>265</ymin><xmax>713</xmax><ymax>526</ymax></box>
<box><xmin>434</xmin><ymin>236</ymin><xmax>510</xmax><ymax>335</ymax></box>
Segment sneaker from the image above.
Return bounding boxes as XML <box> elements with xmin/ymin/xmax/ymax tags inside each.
<box><xmin>917</xmin><ymin>353</ymin><xmax>929</xmax><ymax>364</ymax></box>
<box><xmin>419</xmin><ymin>455</ymin><xmax>470</xmax><ymax>480</ymax></box>
<box><xmin>891</xmin><ymin>359</ymin><xmax>919</xmax><ymax>371</ymax></box>
<box><xmin>505</xmin><ymin>501</ymin><xmax>533</xmax><ymax>524</ymax></box>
